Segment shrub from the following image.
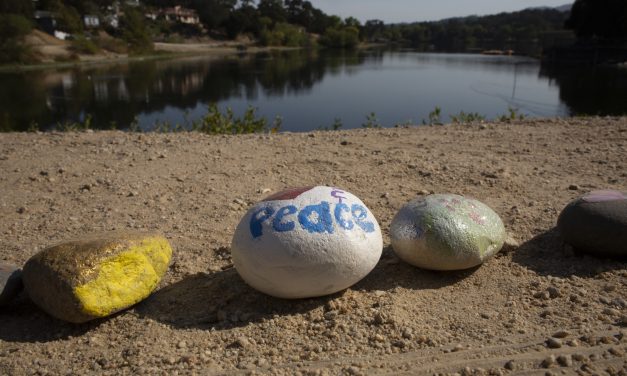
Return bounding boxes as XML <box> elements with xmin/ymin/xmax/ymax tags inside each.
<box><xmin>71</xmin><ymin>36</ymin><xmax>100</xmax><ymax>55</ymax></box>
<box><xmin>191</xmin><ymin>104</ymin><xmax>282</xmax><ymax>134</ymax></box>
<box><xmin>320</xmin><ymin>26</ymin><xmax>360</xmax><ymax>48</ymax></box>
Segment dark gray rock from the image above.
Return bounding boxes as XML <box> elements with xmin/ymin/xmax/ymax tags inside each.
<box><xmin>557</xmin><ymin>190</ymin><xmax>627</xmax><ymax>258</ymax></box>
<box><xmin>0</xmin><ymin>263</ymin><xmax>23</xmax><ymax>306</ymax></box>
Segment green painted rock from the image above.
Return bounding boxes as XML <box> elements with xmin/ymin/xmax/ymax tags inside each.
<box><xmin>557</xmin><ymin>190</ymin><xmax>627</xmax><ymax>258</ymax></box>
<box><xmin>0</xmin><ymin>263</ymin><xmax>23</xmax><ymax>306</ymax></box>
<box><xmin>390</xmin><ymin>194</ymin><xmax>506</xmax><ymax>270</ymax></box>
<box><xmin>23</xmin><ymin>231</ymin><xmax>173</xmax><ymax>323</ymax></box>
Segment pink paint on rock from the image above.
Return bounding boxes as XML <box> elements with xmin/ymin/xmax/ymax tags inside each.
<box><xmin>262</xmin><ymin>186</ymin><xmax>315</xmax><ymax>202</ymax></box>
<box><xmin>582</xmin><ymin>190</ymin><xmax>627</xmax><ymax>203</ymax></box>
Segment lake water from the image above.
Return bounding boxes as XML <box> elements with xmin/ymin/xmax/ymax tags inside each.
<box><xmin>1</xmin><ymin>49</ymin><xmax>626</xmax><ymax>132</ymax></box>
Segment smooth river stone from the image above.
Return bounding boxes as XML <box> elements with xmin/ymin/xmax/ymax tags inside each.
<box><xmin>557</xmin><ymin>190</ymin><xmax>627</xmax><ymax>258</ymax></box>
<box><xmin>0</xmin><ymin>263</ymin><xmax>23</xmax><ymax>306</ymax></box>
<box><xmin>231</xmin><ymin>186</ymin><xmax>383</xmax><ymax>299</ymax></box>
<box><xmin>23</xmin><ymin>231</ymin><xmax>172</xmax><ymax>323</ymax></box>
<box><xmin>390</xmin><ymin>194</ymin><xmax>506</xmax><ymax>270</ymax></box>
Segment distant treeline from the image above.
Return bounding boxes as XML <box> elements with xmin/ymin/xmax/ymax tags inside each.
<box><xmin>370</xmin><ymin>8</ymin><xmax>572</xmax><ymax>54</ymax></box>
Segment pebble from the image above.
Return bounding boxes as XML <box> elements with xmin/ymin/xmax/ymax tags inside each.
<box><xmin>546</xmin><ymin>338</ymin><xmax>562</xmax><ymax>349</ymax></box>
<box><xmin>504</xmin><ymin>360</ymin><xmax>515</xmax><ymax>370</ymax></box>
<box><xmin>547</xmin><ymin>286</ymin><xmax>561</xmax><ymax>299</ymax></box>
<box><xmin>557</xmin><ymin>190</ymin><xmax>627</xmax><ymax>258</ymax></box>
<box><xmin>556</xmin><ymin>355</ymin><xmax>572</xmax><ymax>367</ymax></box>
<box><xmin>22</xmin><ymin>231</ymin><xmax>173</xmax><ymax>323</ymax></box>
<box><xmin>552</xmin><ymin>330</ymin><xmax>570</xmax><ymax>338</ymax></box>
<box><xmin>572</xmin><ymin>353</ymin><xmax>585</xmax><ymax>361</ymax></box>
<box><xmin>236</xmin><ymin>337</ymin><xmax>251</xmax><ymax>349</ymax></box>
<box><xmin>390</xmin><ymin>194</ymin><xmax>506</xmax><ymax>270</ymax></box>
<box><xmin>231</xmin><ymin>186</ymin><xmax>383</xmax><ymax>298</ymax></box>
<box><xmin>0</xmin><ymin>263</ymin><xmax>23</xmax><ymax>306</ymax></box>
<box><xmin>541</xmin><ymin>355</ymin><xmax>556</xmax><ymax>368</ymax></box>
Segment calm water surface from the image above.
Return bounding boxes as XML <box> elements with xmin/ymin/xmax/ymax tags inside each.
<box><xmin>1</xmin><ymin>49</ymin><xmax>626</xmax><ymax>132</ymax></box>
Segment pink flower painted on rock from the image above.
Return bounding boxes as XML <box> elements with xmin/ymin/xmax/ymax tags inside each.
<box><xmin>582</xmin><ymin>190</ymin><xmax>627</xmax><ymax>203</ymax></box>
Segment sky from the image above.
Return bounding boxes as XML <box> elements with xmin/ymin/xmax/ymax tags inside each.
<box><xmin>309</xmin><ymin>1</ymin><xmax>572</xmax><ymax>23</ymax></box>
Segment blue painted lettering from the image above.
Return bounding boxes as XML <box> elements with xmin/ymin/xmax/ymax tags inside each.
<box><xmin>248</xmin><ymin>202</ymin><xmax>376</xmax><ymax>238</ymax></box>
<box><xmin>352</xmin><ymin>204</ymin><xmax>375</xmax><ymax>233</ymax></box>
<box><xmin>272</xmin><ymin>205</ymin><xmax>297</xmax><ymax>232</ymax></box>
<box><xmin>250</xmin><ymin>207</ymin><xmax>275</xmax><ymax>238</ymax></box>
<box><xmin>298</xmin><ymin>201</ymin><xmax>334</xmax><ymax>234</ymax></box>
<box><xmin>334</xmin><ymin>203</ymin><xmax>354</xmax><ymax>230</ymax></box>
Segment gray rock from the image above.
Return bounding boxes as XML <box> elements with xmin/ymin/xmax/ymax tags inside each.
<box><xmin>390</xmin><ymin>194</ymin><xmax>506</xmax><ymax>270</ymax></box>
<box><xmin>0</xmin><ymin>263</ymin><xmax>23</xmax><ymax>306</ymax></box>
<box><xmin>557</xmin><ymin>190</ymin><xmax>627</xmax><ymax>258</ymax></box>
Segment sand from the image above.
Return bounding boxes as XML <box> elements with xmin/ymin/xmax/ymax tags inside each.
<box><xmin>0</xmin><ymin>117</ymin><xmax>626</xmax><ymax>375</ymax></box>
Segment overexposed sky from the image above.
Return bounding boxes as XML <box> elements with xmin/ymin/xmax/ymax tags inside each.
<box><xmin>309</xmin><ymin>0</ymin><xmax>572</xmax><ymax>23</ymax></box>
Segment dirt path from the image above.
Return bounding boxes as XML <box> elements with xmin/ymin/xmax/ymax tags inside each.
<box><xmin>0</xmin><ymin>117</ymin><xmax>625</xmax><ymax>375</ymax></box>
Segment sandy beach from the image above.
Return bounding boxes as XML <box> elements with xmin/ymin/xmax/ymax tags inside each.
<box><xmin>0</xmin><ymin>117</ymin><xmax>626</xmax><ymax>375</ymax></box>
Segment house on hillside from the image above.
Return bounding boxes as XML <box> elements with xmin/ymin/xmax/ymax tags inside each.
<box><xmin>34</xmin><ymin>10</ymin><xmax>57</xmax><ymax>35</ymax></box>
<box><xmin>162</xmin><ymin>6</ymin><xmax>199</xmax><ymax>25</ymax></box>
<box><xmin>83</xmin><ymin>15</ymin><xmax>100</xmax><ymax>28</ymax></box>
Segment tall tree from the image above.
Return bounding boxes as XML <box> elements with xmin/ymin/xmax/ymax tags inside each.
<box><xmin>258</xmin><ymin>0</ymin><xmax>286</xmax><ymax>24</ymax></box>
<box><xmin>566</xmin><ymin>0</ymin><xmax>627</xmax><ymax>40</ymax></box>
<box><xmin>191</xmin><ymin>0</ymin><xmax>237</xmax><ymax>30</ymax></box>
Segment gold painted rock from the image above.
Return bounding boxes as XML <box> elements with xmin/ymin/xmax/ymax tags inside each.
<box><xmin>23</xmin><ymin>231</ymin><xmax>172</xmax><ymax>323</ymax></box>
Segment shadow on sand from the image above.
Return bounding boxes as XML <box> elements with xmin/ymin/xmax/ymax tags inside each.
<box><xmin>511</xmin><ymin>227</ymin><xmax>627</xmax><ymax>278</ymax></box>
<box><xmin>137</xmin><ymin>246</ymin><xmax>477</xmax><ymax>330</ymax></box>
<box><xmin>0</xmin><ymin>296</ymin><xmax>105</xmax><ymax>343</ymax></box>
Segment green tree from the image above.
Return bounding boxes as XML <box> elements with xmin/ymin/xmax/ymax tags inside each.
<box><xmin>121</xmin><ymin>7</ymin><xmax>154</xmax><ymax>54</ymax></box>
<box><xmin>0</xmin><ymin>14</ymin><xmax>34</xmax><ymax>64</ymax></box>
<box><xmin>566</xmin><ymin>0</ymin><xmax>627</xmax><ymax>41</ymax></box>
<box><xmin>191</xmin><ymin>0</ymin><xmax>236</xmax><ymax>30</ymax></box>
<box><xmin>258</xmin><ymin>0</ymin><xmax>287</xmax><ymax>24</ymax></box>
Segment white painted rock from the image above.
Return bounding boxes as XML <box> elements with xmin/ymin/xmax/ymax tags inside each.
<box><xmin>390</xmin><ymin>194</ymin><xmax>506</xmax><ymax>271</ymax></box>
<box><xmin>231</xmin><ymin>186</ymin><xmax>383</xmax><ymax>298</ymax></box>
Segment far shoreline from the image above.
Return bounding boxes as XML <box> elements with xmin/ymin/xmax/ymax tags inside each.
<box><xmin>0</xmin><ymin>43</ymin><xmax>304</xmax><ymax>73</ymax></box>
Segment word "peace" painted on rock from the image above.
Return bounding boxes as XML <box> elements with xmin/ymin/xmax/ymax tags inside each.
<box><xmin>250</xmin><ymin>201</ymin><xmax>375</xmax><ymax>238</ymax></box>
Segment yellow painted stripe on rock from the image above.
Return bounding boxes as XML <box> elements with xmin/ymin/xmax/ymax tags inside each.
<box><xmin>74</xmin><ymin>237</ymin><xmax>172</xmax><ymax>317</ymax></box>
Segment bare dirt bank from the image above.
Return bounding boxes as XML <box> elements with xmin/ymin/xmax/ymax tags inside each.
<box><xmin>0</xmin><ymin>117</ymin><xmax>626</xmax><ymax>375</ymax></box>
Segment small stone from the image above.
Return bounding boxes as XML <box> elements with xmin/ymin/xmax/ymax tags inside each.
<box><xmin>572</xmin><ymin>353</ymin><xmax>585</xmax><ymax>361</ymax></box>
<box><xmin>568</xmin><ymin>184</ymin><xmax>579</xmax><ymax>191</ymax></box>
<box><xmin>541</xmin><ymin>355</ymin><xmax>556</xmax><ymax>368</ymax></box>
<box><xmin>177</xmin><ymin>340</ymin><xmax>187</xmax><ymax>349</ymax></box>
<box><xmin>401</xmin><ymin>328</ymin><xmax>413</xmax><ymax>339</ymax></box>
<box><xmin>504</xmin><ymin>360</ymin><xmax>515</xmax><ymax>370</ymax></box>
<box><xmin>603</xmin><ymin>284</ymin><xmax>616</xmax><ymax>292</ymax></box>
<box><xmin>547</xmin><ymin>286</ymin><xmax>561</xmax><ymax>298</ymax></box>
<box><xmin>566</xmin><ymin>339</ymin><xmax>579</xmax><ymax>347</ymax></box>
<box><xmin>16</xmin><ymin>207</ymin><xmax>26</xmax><ymax>214</ymax></box>
<box><xmin>0</xmin><ymin>263</ymin><xmax>23</xmax><ymax>306</ymax></box>
<box><xmin>390</xmin><ymin>194</ymin><xmax>506</xmax><ymax>270</ymax></box>
<box><xmin>534</xmin><ymin>291</ymin><xmax>551</xmax><ymax>300</ymax></box>
<box><xmin>603</xmin><ymin>307</ymin><xmax>620</xmax><ymax>316</ymax></box>
<box><xmin>556</xmin><ymin>355</ymin><xmax>572</xmax><ymax>367</ymax></box>
<box><xmin>340</xmin><ymin>141</ymin><xmax>349</xmax><ymax>146</ymax></box>
<box><xmin>552</xmin><ymin>330</ymin><xmax>570</xmax><ymax>338</ymax></box>
<box><xmin>608</xmin><ymin>347</ymin><xmax>624</xmax><ymax>356</ymax></box>
<box><xmin>546</xmin><ymin>338</ymin><xmax>562</xmax><ymax>349</ymax></box>
<box><xmin>557</xmin><ymin>190</ymin><xmax>627</xmax><ymax>258</ymax></box>
<box><xmin>22</xmin><ymin>231</ymin><xmax>173</xmax><ymax>323</ymax></box>
<box><xmin>236</xmin><ymin>337</ymin><xmax>251</xmax><ymax>348</ymax></box>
